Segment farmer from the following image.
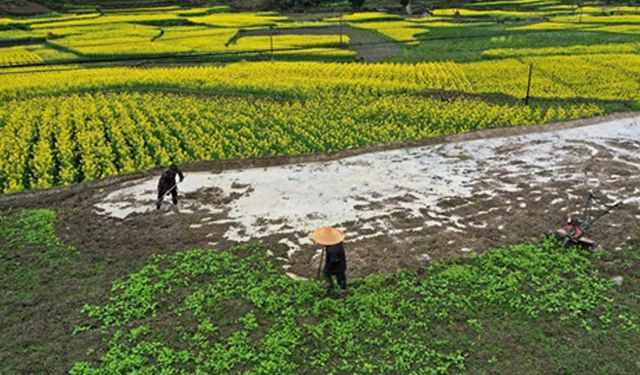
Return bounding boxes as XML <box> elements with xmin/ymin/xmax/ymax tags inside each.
<box><xmin>313</xmin><ymin>227</ymin><xmax>347</xmax><ymax>292</ymax></box>
<box><xmin>156</xmin><ymin>164</ymin><xmax>184</xmax><ymax>210</ymax></box>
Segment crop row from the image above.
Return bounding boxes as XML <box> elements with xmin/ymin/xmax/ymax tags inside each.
<box><xmin>0</xmin><ymin>91</ymin><xmax>603</xmax><ymax>193</ymax></box>
<box><xmin>1</xmin><ymin>56</ymin><xmax>638</xmax><ymax>102</ymax></box>
<box><xmin>46</xmin><ymin>25</ymin><xmax>351</xmax><ymax>58</ymax></box>
<box><xmin>0</xmin><ymin>46</ymin><xmax>43</xmax><ymax>66</ymax></box>
<box><xmin>2</xmin><ymin>8</ymin><xmax>639</xmax><ymax>63</ymax></box>
<box><xmin>0</xmin><ymin>55</ymin><xmax>637</xmax><ymax>193</ymax></box>
<box><xmin>404</xmin><ymin>27</ymin><xmax>640</xmax><ymax>63</ymax></box>
<box><xmin>1</xmin><ymin>10</ymin><xmax>342</xmax><ymax>62</ymax></box>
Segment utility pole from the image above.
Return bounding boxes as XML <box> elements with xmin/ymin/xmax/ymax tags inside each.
<box><xmin>339</xmin><ymin>13</ymin><xmax>344</xmax><ymax>47</ymax></box>
<box><xmin>525</xmin><ymin>63</ymin><xmax>533</xmax><ymax>106</ymax></box>
<box><xmin>269</xmin><ymin>25</ymin><xmax>274</xmax><ymax>61</ymax></box>
<box><xmin>579</xmin><ymin>7</ymin><xmax>583</xmax><ymax>24</ymax></box>
<box><xmin>576</xmin><ymin>1</ymin><xmax>583</xmax><ymax>23</ymax></box>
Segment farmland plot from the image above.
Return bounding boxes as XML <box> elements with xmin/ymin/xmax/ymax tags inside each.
<box><xmin>92</xmin><ymin>114</ymin><xmax>640</xmax><ymax>278</ymax></box>
<box><xmin>1</xmin><ymin>4</ymin><xmax>640</xmax><ymax>375</ymax></box>
<box><xmin>2</xmin><ymin>55</ymin><xmax>639</xmax><ymax>194</ymax></box>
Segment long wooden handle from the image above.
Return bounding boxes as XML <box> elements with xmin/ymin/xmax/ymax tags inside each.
<box><xmin>162</xmin><ymin>181</ymin><xmax>180</xmax><ymax>198</ymax></box>
<box><xmin>316</xmin><ymin>248</ymin><xmax>324</xmax><ymax>280</ymax></box>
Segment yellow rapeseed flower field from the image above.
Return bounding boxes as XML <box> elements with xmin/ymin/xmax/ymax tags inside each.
<box><xmin>1</xmin><ymin>6</ymin><xmax>638</xmax><ymax>193</ymax></box>
<box><xmin>0</xmin><ymin>46</ymin><xmax>43</xmax><ymax>66</ymax></box>
<box><xmin>350</xmin><ymin>21</ymin><xmax>429</xmax><ymax>43</ymax></box>
<box><xmin>0</xmin><ymin>90</ymin><xmax>602</xmax><ymax>193</ymax></box>
<box><xmin>3</xmin><ymin>56</ymin><xmax>633</xmax><ymax>193</ymax></box>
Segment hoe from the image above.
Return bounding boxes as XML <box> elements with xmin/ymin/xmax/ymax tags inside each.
<box><xmin>554</xmin><ymin>192</ymin><xmax>621</xmax><ymax>251</ymax></box>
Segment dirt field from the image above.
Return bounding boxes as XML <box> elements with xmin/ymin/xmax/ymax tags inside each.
<box><xmin>0</xmin><ymin>0</ymin><xmax>51</xmax><ymax>15</ymax></box>
<box><xmin>2</xmin><ymin>113</ymin><xmax>639</xmax><ymax>280</ymax></box>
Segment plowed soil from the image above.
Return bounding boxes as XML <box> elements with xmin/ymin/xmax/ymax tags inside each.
<box><xmin>2</xmin><ymin>113</ymin><xmax>639</xmax><ymax>280</ymax></box>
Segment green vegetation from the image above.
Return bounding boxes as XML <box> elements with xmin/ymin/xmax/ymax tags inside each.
<box><xmin>1</xmin><ymin>2</ymin><xmax>639</xmax><ymax>193</ymax></box>
<box><xmin>0</xmin><ymin>209</ymin><xmax>66</xmax><ymax>250</ymax></box>
<box><xmin>402</xmin><ymin>28</ymin><xmax>640</xmax><ymax>62</ymax></box>
<box><xmin>0</xmin><ymin>210</ymin><xmax>108</xmax><ymax>374</ymax></box>
<box><xmin>66</xmin><ymin>236</ymin><xmax>639</xmax><ymax>373</ymax></box>
<box><xmin>3</xmin><ymin>209</ymin><xmax>638</xmax><ymax>374</ymax></box>
<box><xmin>0</xmin><ymin>61</ymin><xmax>622</xmax><ymax>193</ymax></box>
<box><xmin>1</xmin><ymin>1</ymin><xmax>640</xmax><ymax>374</ymax></box>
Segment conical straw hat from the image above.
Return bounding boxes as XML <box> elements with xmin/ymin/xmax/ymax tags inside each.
<box><xmin>312</xmin><ymin>226</ymin><xmax>345</xmax><ymax>246</ymax></box>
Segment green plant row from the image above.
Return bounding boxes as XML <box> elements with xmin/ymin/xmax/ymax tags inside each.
<box><xmin>70</xmin><ymin>239</ymin><xmax>638</xmax><ymax>374</ymax></box>
<box><xmin>0</xmin><ymin>90</ymin><xmax>602</xmax><ymax>193</ymax></box>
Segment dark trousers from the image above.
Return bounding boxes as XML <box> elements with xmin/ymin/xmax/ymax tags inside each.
<box><xmin>323</xmin><ymin>268</ymin><xmax>346</xmax><ymax>290</ymax></box>
<box><xmin>157</xmin><ymin>186</ymin><xmax>177</xmax><ymax>209</ymax></box>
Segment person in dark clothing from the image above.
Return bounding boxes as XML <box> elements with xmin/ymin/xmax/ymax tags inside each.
<box><xmin>323</xmin><ymin>242</ymin><xmax>347</xmax><ymax>291</ymax></box>
<box><xmin>312</xmin><ymin>226</ymin><xmax>347</xmax><ymax>292</ymax></box>
<box><xmin>156</xmin><ymin>164</ymin><xmax>184</xmax><ymax>210</ymax></box>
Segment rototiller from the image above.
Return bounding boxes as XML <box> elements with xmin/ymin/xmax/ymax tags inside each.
<box><xmin>554</xmin><ymin>192</ymin><xmax>621</xmax><ymax>251</ymax></box>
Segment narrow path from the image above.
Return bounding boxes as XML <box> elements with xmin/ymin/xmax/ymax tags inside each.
<box><xmin>238</xmin><ymin>25</ymin><xmax>401</xmax><ymax>61</ymax></box>
<box><xmin>0</xmin><ymin>38</ymin><xmax>47</xmax><ymax>48</ymax></box>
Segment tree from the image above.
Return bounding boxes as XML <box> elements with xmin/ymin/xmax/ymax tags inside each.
<box><xmin>350</xmin><ymin>0</ymin><xmax>365</xmax><ymax>10</ymax></box>
<box><xmin>400</xmin><ymin>0</ymin><xmax>412</xmax><ymax>15</ymax></box>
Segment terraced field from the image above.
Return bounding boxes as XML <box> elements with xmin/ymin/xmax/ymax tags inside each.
<box><xmin>2</xmin><ymin>114</ymin><xmax>639</xmax><ymax>375</ymax></box>
<box><xmin>2</xmin><ymin>1</ymin><xmax>639</xmax><ymax>66</ymax></box>
<box><xmin>1</xmin><ymin>1</ymin><xmax>640</xmax><ymax>374</ymax></box>
<box><xmin>0</xmin><ymin>7</ymin><xmax>357</xmax><ymax>63</ymax></box>
<box><xmin>2</xmin><ymin>55</ymin><xmax>640</xmax><ymax>193</ymax></box>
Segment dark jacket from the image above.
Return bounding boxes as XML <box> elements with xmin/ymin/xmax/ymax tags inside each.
<box><xmin>324</xmin><ymin>243</ymin><xmax>346</xmax><ymax>274</ymax></box>
<box><xmin>158</xmin><ymin>167</ymin><xmax>184</xmax><ymax>191</ymax></box>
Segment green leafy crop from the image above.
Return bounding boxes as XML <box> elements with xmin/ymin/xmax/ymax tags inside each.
<box><xmin>0</xmin><ymin>209</ymin><xmax>66</xmax><ymax>250</ymax></box>
<box><xmin>70</xmin><ymin>239</ymin><xmax>637</xmax><ymax>374</ymax></box>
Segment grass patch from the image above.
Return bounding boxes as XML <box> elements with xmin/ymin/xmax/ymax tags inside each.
<box><xmin>0</xmin><ymin>210</ymin><xmax>110</xmax><ymax>375</ymax></box>
<box><xmin>397</xmin><ymin>26</ymin><xmax>640</xmax><ymax>63</ymax></box>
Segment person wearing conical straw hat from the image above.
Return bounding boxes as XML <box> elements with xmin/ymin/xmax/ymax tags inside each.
<box><xmin>312</xmin><ymin>226</ymin><xmax>347</xmax><ymax>293</ymax></box>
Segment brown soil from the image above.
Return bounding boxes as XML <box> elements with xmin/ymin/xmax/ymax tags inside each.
<box><xmin>1</xmin><ymin>112</ymin><xmax>639</xmax><ymax>280</ymax></box>
<box><xmin>0</xmin><ymin>0</ymin><xmax>51</xmax><ymax>15</ymax></box>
